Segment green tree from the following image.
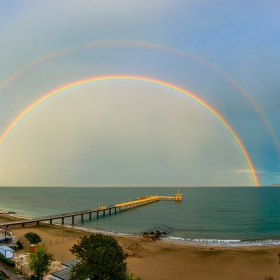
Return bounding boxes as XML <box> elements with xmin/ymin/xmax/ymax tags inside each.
<box><xmin>24</xmin><ymin>232</ymin><xmax>42</xmax><ymax>244</ymax></box>
<box><xmin>69</xmin><ymin>234</ymin><xmax>129</xmax><ymax>280</ymax></box>
<box><xmin>27</xmin><ymin>244</ymin><xmax>53</xmax><ymax>280</ymax></box>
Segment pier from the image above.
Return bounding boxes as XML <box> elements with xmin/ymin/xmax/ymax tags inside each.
<box><xmin>0</xmin><ymin>190</ymin><xmax>182</xmax><ymax>228</ymax></box>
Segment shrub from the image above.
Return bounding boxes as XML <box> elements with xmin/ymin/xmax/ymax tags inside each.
<box><xmin>16</xmin><ymin>240</ymin><xmax>23</xmax><ymax>250</ymax></box>
<box><xmin>0</xmin><ymin>253</ymin><xmax>15</xmax><ymax>267</ymax></box>
<box><xmin>0</xmin><ymin>271</ymin><xmax>7</xmax><ymax>280</ymax></box>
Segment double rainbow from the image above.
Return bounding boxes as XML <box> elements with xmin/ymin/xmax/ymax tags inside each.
<box><xmin>0</xmin><ymin>75</ymin><xmax>259</xmax><ymax>186</ymax></box>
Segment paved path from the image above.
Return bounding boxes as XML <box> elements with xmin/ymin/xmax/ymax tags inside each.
<box><xmin>0</xmin><ymin>264</ymin><xmax>25</xmax><ymax>280</ymax></box>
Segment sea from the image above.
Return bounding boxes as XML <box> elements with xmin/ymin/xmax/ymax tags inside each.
<box><xmin>1</xmin><ymin>187</ymin><xmax>280</xmax><ymax>247</ymax></box>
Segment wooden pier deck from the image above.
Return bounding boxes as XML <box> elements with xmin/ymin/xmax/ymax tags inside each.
<box><xmin>0</xmin><ymin>190</ymin><xmax>182</xmax><ymax>228</ymax></box>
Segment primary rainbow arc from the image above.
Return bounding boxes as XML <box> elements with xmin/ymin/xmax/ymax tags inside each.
<box><xmin>0</xmin><ymin>75</ymin><xmax>259</xmax><ymax>186</ymax></box>
<box><xmin>0</xmin><ymin>40</ymin><xmax>278</xmax><ymax>156</ymax></box>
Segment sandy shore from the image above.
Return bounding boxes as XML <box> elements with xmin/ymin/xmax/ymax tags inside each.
<box><xmin>1</xmin><ymin>214</ymin><xmax>280</xmax><ymax>280</ymax></box>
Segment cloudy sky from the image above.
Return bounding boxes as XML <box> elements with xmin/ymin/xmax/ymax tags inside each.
<box><xmin>0</xmin><ymin>0</ymin><xmax>279</xmax><ymax>186</ymax></box>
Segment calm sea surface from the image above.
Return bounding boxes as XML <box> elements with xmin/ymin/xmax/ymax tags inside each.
<box><xmin>1</xmin><ymin>187</ymin><xmax>280</xmax><ymax>247</ymax></box>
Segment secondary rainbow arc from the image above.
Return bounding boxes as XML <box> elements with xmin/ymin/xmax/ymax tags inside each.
<box><xmin>0</xmin><ymin>75</ymin><xmax>259</xmax><ymax>186</ymax></box>
<box><xmin>0</xmin><ymin>41</ymin><xmax>278</xmax><ymax>155</ymax></box>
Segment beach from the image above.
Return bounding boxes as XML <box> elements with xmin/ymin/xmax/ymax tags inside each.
<box><xmin>1</xmin><ymin>214</ymin><xmax>280</xmax><ymax>280</ymax></box>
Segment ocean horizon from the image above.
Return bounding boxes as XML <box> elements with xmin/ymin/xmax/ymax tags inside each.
<box><xmin>1</xmin><ymin>186</ymin><xmax>280</xmax><ymax>247</ymax></box>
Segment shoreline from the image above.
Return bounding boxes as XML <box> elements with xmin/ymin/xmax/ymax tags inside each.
<box><xmin>1</xmin><ymin>214</ymin><xmax>280</xmax><ymax>279</ymax></box>
<box><xmin>2</xmin><ymin>212</ymin><xmax>280</xmax><ymax>248</ymax></box>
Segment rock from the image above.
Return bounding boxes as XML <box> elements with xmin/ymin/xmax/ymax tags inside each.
<box><xmin>142</xmin><ymin>230</ymin><xmax>162</xmax><ymax>241</ymax></box>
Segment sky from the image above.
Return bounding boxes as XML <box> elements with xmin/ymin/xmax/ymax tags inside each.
<box><xmin>0</xmin><ymin>0</ymin><xmax>279</xmax><ymax>187</ymax></box>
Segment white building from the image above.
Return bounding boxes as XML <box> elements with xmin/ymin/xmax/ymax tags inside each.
<box><xmin>0</xmin><ymin>245</ymin><xmax>14</xmax><ymax>259</ymax></box>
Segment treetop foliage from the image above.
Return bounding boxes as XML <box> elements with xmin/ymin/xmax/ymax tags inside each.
<box><xmin>28</xmin><ymin>244</ymin><xmax>53</xmax><ymax>280</ymax></box>
<box><xmin>70</xmin><ymin>234</ymin><xmax>129</xmax><ymax>280</ymax></box>
<box><xmin>24</xmin><ymin>232</ymin><xmax>42</xmax><ymax>244</ymax></box>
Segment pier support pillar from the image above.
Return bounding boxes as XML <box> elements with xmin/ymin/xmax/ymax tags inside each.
<box><xmin>72</xmin><ymin>216</ymin><xmax>74</xmax><ymax>225</ymax></box>
<box><xmin>114</xmin><ymin>207</ymin><xmax>117</xmax><ymax>214</ymax></box>
<box><xmin>37</xmin><ymin>221</ymin><xmax>40</xmax><ymax>226</ymax></box>
<box><xmin>50</xmin><ymin>219</ymin><xmax>52</xmax><ymax>225</ymax></box>
<box><xmin>89</xmin><ymin>212</ymin><xmax>92</xmax><ymax>220</ymax></box>
<box><xmin>62</xmin><ymin>218</ymin><xmax>64</xmax><ymax>225</ymax></box>
<box><xmin>81</xmin><ymin>214</ymin><xmax>84</xmax><ymax>222</ymax></box>
<box><xmin>109</xmin><ymin>209</ymin><xmax>111</xmax><ymax>215</ymax></box>
<box><xmin>96</xmin><ymin>211</ymin><xmax>99</xmax><ymax>219</ymax></box>
<box><xmin>103</xmin><ymin>210</ymin><xmax>105</xmax><ymax>216</ymax></box>
<box><xmin>22</xmin><ymin>223</ymin><xmax>25</xmax><ymax>228</ymax></box>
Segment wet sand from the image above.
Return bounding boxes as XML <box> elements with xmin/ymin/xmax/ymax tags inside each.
<box><xmin>1</xmin><ymin>214</ymin><xmax>280</xmax><ymax>280</ymax></box>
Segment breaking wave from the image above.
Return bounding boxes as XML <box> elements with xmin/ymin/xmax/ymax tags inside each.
<box><xmin>162</xmin><ymin>236</ymin><xmax>280</xmax><ymax>247</ymax></box>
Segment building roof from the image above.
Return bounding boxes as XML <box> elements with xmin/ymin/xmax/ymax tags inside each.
<box><xmin>0</xmin><ymin>245</ymin><xmax>13</xmax><ymax>251</ymax></box>
<box><xmin>51</xmin><ymin>259</ymin><xmax>79</xmax><ymax>280</ymax></box>
<box><xmin>51</xmin><ymin>267</ymin><xmax>71</xmax><ymax>280</ymax></box>
<box><xmin>62</xmin><ymin>259</ymin><xmax>79</xmax><ymax>267</ymax></box>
